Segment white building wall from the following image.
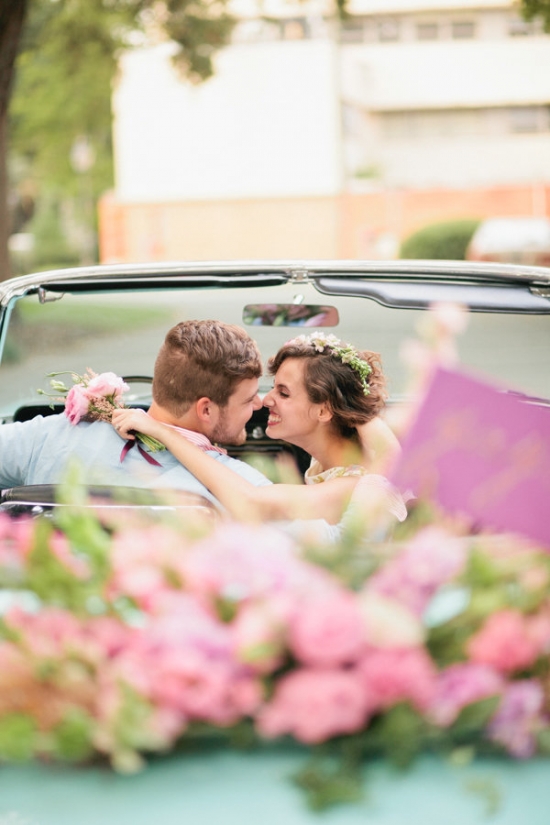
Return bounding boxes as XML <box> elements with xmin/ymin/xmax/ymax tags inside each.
<box><xmin>111</xmin><ymin>0</ymin><xmax>550</xmax><ymax>200</ymax></box>
<box><xmin>113</xmin><ymin>39</ymin><xmax>343</xmax><ymax>202</ymax></box>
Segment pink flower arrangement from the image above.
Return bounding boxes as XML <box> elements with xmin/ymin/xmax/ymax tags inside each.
<box><xmin>0</xmin><ymin>494</ymin><xmax>550</xmax><ymax>807</ymax></box>
<box><xmin>39</xmin><ymin>368</ymin><xmax>165</xmax><ymax>454</ymax></box>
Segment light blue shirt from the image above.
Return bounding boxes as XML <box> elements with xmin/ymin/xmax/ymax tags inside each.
<box><xmin>0</xmin><ymin>414</ymin><xmax>272</xmax><ymax>506</ymax></box>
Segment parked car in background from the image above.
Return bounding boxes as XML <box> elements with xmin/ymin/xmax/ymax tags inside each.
<box><xmin>466</xmin><ymin>217</ymin><xmax>550</xmax><ymax>267</ymax></box>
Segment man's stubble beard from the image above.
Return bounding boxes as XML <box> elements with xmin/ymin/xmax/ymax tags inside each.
<box><xmin>210</xmin><ymin>413</ymin><xmax>248</xmax><ymax>447</ymax></box>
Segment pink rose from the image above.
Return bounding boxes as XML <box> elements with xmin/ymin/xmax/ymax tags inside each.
<box><xmin>258</xmin><ymin>667</ymin><xmax>370</xmax><ymax>743</ymax></box>
<box><xmin>85</xmin><ymin>372</ymin><xmax>129</xmax><ymax>402</ymax></box>
<box><xmin>64</xmin><ymin>384</ymin><xmax>91</xmax><ymax>424</ymax></box>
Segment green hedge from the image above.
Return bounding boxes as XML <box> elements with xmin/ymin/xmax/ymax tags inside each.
<box><xmin>399</xmin><ymin>219</ymin><xmax>481</xmax><ymax>261</ymax></box>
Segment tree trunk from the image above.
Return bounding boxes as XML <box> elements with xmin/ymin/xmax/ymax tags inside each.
<box><xmin>0</xmin><ymin>0</ymin><xmax>29</xmax><ymax>282</ymax></box>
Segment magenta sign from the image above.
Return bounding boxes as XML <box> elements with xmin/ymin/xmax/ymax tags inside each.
<box><xmin>390</xmin><ymin>367</ymin><xmax>550</xmax><ymax>548</ymax></box>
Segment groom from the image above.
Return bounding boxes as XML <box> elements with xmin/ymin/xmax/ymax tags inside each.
<box><xmin>0</xmin><ymin>320</ymin><xmax>273</xmax><ymax>507</ymax></box>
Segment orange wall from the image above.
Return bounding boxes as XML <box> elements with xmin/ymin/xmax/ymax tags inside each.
<box><xmin>99</xmin><ymin>183</ymin><xmax>550</xmax><ymax>263</ymax></box>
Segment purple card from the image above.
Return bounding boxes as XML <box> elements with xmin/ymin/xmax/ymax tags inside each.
<box><xmin>390</xmin><ymin>367</ymin><xmax>550</xmax><ymax>547</ymax></box>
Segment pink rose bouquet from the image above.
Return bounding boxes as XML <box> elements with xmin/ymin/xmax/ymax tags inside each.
<box><xmin>39</xmin><ymin>368</ymin><xmax>165</xmax><ymax>455</ymax></box>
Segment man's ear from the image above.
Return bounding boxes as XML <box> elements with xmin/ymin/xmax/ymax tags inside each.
<box><xmin>195</xmin><ymin>397</ymin><xmax>215</xmax><ymax>424</ymax></box>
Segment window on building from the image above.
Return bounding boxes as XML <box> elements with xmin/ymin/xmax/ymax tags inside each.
<box><xmin>341</xmin><ymin>18</ymin><xmax>366</xmax><ymax>43</ymax></box>
<box><xmin>231</xmin><ymin>19</ymin><xmax>282</xmax><ymax>43</ymax></box>
<box><xmin>377</xmin><ymin>19</ymin><xmax>400</xmax><ymax>42</ymax></box>
<box><xmin>379</xmin><ymin>106</ymin><xmax>550</xmax><ymax>141</ymax></box>
<box><xmin>451</xmin><ymin>20</ymin><xmax>476</xmax><ymax>39</ymax></box>
<box><xmin>509</xmin><ymin>107</ymin><xmax>545</xmax><ymax>133</ymax></box>
<box><xmin>416</xmin><ymin>21</ymin><xmax>439</xmax><ymax>41</ymax></box>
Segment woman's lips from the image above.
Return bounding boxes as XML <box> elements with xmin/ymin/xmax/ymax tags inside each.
<box><xmin>266</xmin><ymin>413</ymin><xmax>281</xmax><ymax>428</ymax></box>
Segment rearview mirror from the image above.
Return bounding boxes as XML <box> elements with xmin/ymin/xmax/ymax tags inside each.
<box><xmin>243</xmin><ymin>304</ymin><xmax>339</xmax><ymax>327</ymax></box>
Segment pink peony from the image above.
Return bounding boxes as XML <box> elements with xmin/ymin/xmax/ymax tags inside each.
<box><xmin>64</xmin><ymin>383</ymin><xmax>92</xmax><ymax>424</ymax></box>
<box><xmin>258</xmin><ymin>667</ymin><xmax>370</xmax><ymax>743</ymax></box>
<box><xmin>428</xmin><ymin>662</ymin><xmax>503</xmax><ymax>726</ymax></box>
<box><xmin>467</xmin><ymin>609</ymin><xmax>542</xmax><ymax>674</ymax></box>
<box><xmin>289</xmin><ymin>588</ymin><xmax>366</xmax><ymax>667</ymax></box>
<box><xmin>358</xmin><ymin>647</ymin><xmax>437</xmax><ymax>713</ymax></box>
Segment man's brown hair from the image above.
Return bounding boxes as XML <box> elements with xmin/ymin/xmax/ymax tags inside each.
<box><xmin>152</xmin><ymin>320</ymin><xmax>262</xmax><ymax>416</ymax></box>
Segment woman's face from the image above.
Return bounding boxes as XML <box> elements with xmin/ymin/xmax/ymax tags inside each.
<box><xmin>263</xmin><ymin>357</ymin><xmax>325</xmax><ymax>448</ymax></box>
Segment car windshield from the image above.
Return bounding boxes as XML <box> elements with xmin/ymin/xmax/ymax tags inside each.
<box><xmin>1</xmin><ymin>280</ymin><xmax>549</xmax><ymax>420</ymax></box>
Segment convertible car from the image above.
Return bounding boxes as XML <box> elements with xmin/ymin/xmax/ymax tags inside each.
<box><xmin>0</xmin><ymin>259</ymin><xmax>550</xmax><ymax>825</ymax></box>
<box><xmin>1</xmin><ymin>258</ymin><xmax>549</xmax><ymax>512</ymax></box>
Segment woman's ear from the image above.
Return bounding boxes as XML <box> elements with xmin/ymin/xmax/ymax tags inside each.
<box><xmin>317</xmin><ymin>404</ymin><xmax>333</xmax><ymax>424</ymax></box>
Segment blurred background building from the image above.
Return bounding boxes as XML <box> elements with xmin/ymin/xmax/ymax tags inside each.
<box><xmin>99</xmin><ymin>0</ymin><xmax>550</xmax><ymax>262</ymax></box>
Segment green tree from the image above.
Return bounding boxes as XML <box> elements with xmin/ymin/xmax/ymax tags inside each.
<box><xmin>521</xmin><ymin>0</ymin><xmax>550</xmax><ymax>29</ymax></box>
<box><xmin>1</xmin><ymin>0</ymin><xmax>236</xmax><ymax>281</ymax></box>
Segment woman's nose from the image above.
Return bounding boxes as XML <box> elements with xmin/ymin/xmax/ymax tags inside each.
<box><xmin>263</xmin><ymin>390</ymin><xmax>274</xmax><ymax>408</ymax></box>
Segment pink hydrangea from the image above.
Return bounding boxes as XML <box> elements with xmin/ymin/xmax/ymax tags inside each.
<box><xmin>288</xmin><ymin>588</ymin><xmax>365</xmax><ymax>667</ymax></box>
<box><xmin>428</xmin><ymin>662</ymin><xmax>503</xmax><ymax>726</ymax></box>
<box><xmin>257</xmin><ymin>667</ymin><xmax>371</xmax><ymax>743</ymax></box>
<box><xmin>367</xmin><ymin>526</ymin><xmax>468</xmax><ymax>617</ymax></box>
<box><xmin>182</xmin><ymin>523</ymin><xmax>326</xmax><ymax>607</ymax></box>
<box><xmin>357</xmin><ymin>647</ymin><xmax>437</xmax><ymax>713</ymax></box>
<box><xmin>467</xmin><ymin>609</ymin><xmax>543</xmax><ymax>674</ymax></box>
<box><xmin>117</xmin><ymin>602</ymin><xmax>263</xmax><ymax>726</ymax></box>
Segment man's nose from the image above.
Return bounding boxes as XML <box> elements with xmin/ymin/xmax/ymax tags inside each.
<box><xmin>253</xmin><ymin>394</ymin><xmax>263</xmax><ymax>410</ymax></box>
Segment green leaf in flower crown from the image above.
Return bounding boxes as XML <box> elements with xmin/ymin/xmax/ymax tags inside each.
<box><xmin>0</xmin><ymin>713</ymin><xmax>37</xmax><ymax>762</ymax></box>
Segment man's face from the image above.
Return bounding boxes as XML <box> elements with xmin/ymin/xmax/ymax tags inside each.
<box><xmin>209</xmin><ymin>377</ymin><xmax>262</xmax><ymax>445</ymax></box>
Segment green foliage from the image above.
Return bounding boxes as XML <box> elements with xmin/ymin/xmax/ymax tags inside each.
<box><xmin>521</xmin><ymin>0</ymin><xmax>550</xmax><ymax>30</ymax></box>
<box><xmin>53</xmin><ymin>710</ymin><xmax>95</xmax><ymax>762</ymax></box>
<box><xmin>25</xmin><ymin>197</ymin><xmax>80</xmax><ymax>270</ymax></box>
<box><xmin>399</xmin><ymin>219</ymin><xmax>481</xmax><ymax>261</ymax></box>
<box><xmin>0</xmin><ymin>714</ymin><xmax>37</xmax><ymax>762</ymax></box>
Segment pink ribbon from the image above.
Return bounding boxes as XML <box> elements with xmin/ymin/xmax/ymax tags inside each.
<box><xmin>120</xmin><ymin>440</ymin><xmax>162</xmax><ymax>467</ymax></box>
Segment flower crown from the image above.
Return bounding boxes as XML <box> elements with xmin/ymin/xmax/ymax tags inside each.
<box><xmin>285</xmin><ymin>332</ymin><xmax>372</xmax><ymax>395</ymax></box>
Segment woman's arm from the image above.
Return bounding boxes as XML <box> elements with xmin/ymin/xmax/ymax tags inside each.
<box><xmin>357</xmin><ymin>416</ymin><xmax>401</xmax><ymax>475</ymax></box>
<box><xmin>111</xmin><ymin>408</ymin><xmax>357</xmax><ymax>524</ymax></box>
